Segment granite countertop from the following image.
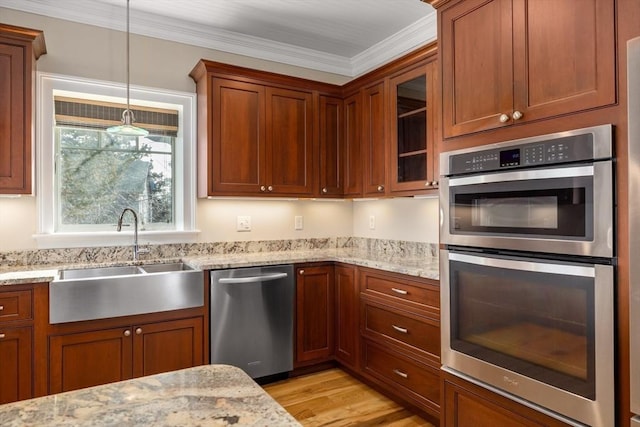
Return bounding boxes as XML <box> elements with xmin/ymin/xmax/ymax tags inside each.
<box><xmin>0</xmin><ymin>365</ymin><xmax>300</xmax><ymax>427</ymax></box>
<box><xmin>0</xmin><ymin>248</ymin><xmax>439</xmax><ymax>286</ymax></box>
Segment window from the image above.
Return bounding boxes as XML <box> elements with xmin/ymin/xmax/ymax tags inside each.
<box><xmin>36</xmin><ymin>73</ymin><xmax>197</xmax><ymax>248</ymax></box>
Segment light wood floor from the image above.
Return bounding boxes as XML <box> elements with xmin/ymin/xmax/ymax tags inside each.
<box><xmin>263</xmin><ymin>368</ymin><xmax>436</xmax><ymax>427</ymax></box>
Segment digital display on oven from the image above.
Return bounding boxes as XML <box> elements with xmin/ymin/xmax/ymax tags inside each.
<box><xmin>500</xmin><ymin>148</ymin><xmax>521</xmax><ymax>167</ymax></box>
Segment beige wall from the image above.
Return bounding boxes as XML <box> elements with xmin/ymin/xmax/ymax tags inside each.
<box><xmin>0</xmin><ymin>8</ymin><xmax>440</xmax><ymax>252</ymax></box>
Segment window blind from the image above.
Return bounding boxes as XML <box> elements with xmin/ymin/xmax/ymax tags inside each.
<box><xmin>54</xmin><ymin>96</ymin><xmax>179</xmax><ymax>137</ymax></box>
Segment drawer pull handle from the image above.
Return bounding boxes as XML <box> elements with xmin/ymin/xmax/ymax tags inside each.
<box><xmin>0</xmin><ymin>333</ymin><xmax>5</xmax><ymax>339</ymax></box>
<box><xmin>392</xmin><ymin>325</ymin><xmax>408</xmax><ymax>334</ymax></box>
<box><xmin>391</xmin><ymin>288</ymin><xmax>408</xmax><ymax>295</ymax></box>
<box><xmin>393</xmin><ymin>369</ymin><xmax>408</xmax><ymax>379</ymax></box>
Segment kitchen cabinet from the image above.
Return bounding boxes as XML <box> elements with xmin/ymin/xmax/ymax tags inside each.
<box><xmin>389</xmin><ymin>61</ymin><xmax>439</xmax><ymax>193</ymax></box>
<box><xmin>0</xmin><ymin>327</ymin><xmax>32</xmax><ymax>404</ymax></box>
<box><xmin>295</xmin><ymin>264</ymin><xmax>335</xmax><ymax>366</ymax></box>
<box><xmin>343</xmin><ymin>92</ymin><xmax>363</xmax><ymax>197</ymax></box>
<box><xmin>441</xmin><ymin>371</ymin><xmax>571</xmax><ymax>427</ymax></box>
<box><xmin>0</xmin><ymin>24</ymin><xmax>46</xmax><ymax>194</ymax></box>
<box><xmin>318</xmin><ymin>95</ymin><xmax>344</xmax><ymax>197</ymax></box>
<box><xmin>438</xmin><ymin>0</ymin><xmax>615</xmax><ymax>139</ymax></box>
<box><xmin>191</xmin><ymin>60</ymin><xmax>328</xmax><ymax>197</ymax></box>
<box><xmin>0</xmin><ymin>287</ymin><xmax>34</xmax><ymax>404</ymax></box>
<box><xmin>334</xmin><ymin>264</ymin><xmax>359</xmax><ymax>370</ymax></box>
<box><xmin>362</xmin><ymin>81</ymin><xmax>388</xmax><ymax>196</ymax></box>
<box><xmin>359</xmin><ymin>267</ymin><xmax>441</xmax><ymax>420</ymax></box>
<box><xmin>266</xmin><ymin>87</ymin><xmax>314</xmax><ymax>195</ymax></box>
<box><xmin>49</xmin><ymin>317</ymin><xmax>203</xmax><ymax>393</ymax></box>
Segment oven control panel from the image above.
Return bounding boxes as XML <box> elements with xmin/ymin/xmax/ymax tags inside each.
<box><xmin>448</xmin><ymin>132</ymin><xmax>596</xmax><ymax>174</ymax></box>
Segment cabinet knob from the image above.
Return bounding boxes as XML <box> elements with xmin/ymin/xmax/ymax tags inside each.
<box><xmin>0</xmin><ymin>333</ymin><xmax>5</xmax><ymax>339</ymax></box>
<box><xmin>299</xmin><ymin>269</ymin><xmax>304</xmax><ymax>275</ymax></box>
<box><xmin>322</xmin><ymin>187</ymin><xmax>328</xmax><ymax>194</ymax></box>
<box><xmin>377</xmin><ymin>185</ymin><xmax>384</xmax><ymax>192</ymax></box>
<box><xmin>0</xmin><ymin>305</ymin><xmax>3</xmax><ymax>311</ymax></box>
<box><xmin>260</xmin><ymin>185</ymin><xmax>266</xmax><ymax>192</ymax></box>
<box><xmin>512</xmin><ymin>110</ymin><xmax>523</xmax><ymax>120</ymax></box>
<box><xmin>268</xmin><ymin>185</ymin><xmax>274</xmax><ymax>192</ymax></box>
<box><xmin>432</xmin><ymin>181</ymin><xmax>439</xmax><ymax>187</ymax></box>
<box><xmin>135</xmin><ymin>328</ymin><xmax>142</xmax><ymax>335</ymax></box>
<box><xmin>499</xmin><ymin>113</ymin><xmax>510</xmax><ymax>123</ymax></box>
<box><xmin>124</xmin><ymin>330</ymin><xmax>131</xmax><ymax>337</ymax></box>
<box><xmin>393</xmin><ymin>369</ymin><xmax>409</xmax><ymax>379</ymax></box>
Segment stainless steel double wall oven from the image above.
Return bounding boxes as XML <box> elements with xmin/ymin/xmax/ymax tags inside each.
<box><xmin>439</xmin><ymin>125</ymin><xmax>615</xmax><ymax>427</ymax></box>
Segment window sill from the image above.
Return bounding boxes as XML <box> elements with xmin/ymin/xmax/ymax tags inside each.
<box><xmin>33</xmin><ymin>230</ymin><xmax>200</xmax><ymax>249</ymax></box>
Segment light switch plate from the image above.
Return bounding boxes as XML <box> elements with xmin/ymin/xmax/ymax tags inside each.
<box><xmin>294</xmin><ymin>215</ymin><xmax>303</xmax><ymax>230</ymax></box>
<box><xmin>369</xmin><ymin>215</ymin><xmax>375</xmax><ymax>230</ymax></box>
<box><xmin>237</xmin><ymin>215</ymin><xmax>251</xmax><ymax>232</ymax></box>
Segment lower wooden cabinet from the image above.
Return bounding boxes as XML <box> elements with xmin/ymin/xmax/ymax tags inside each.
<box><xmin>49</xmin><ymin>316</ymin><xmax>203</xmax><ymax>394</ymax></box>
<box><xmin>0</xmin><ymin>326</ymin><xmax>33</xmax><ymax>403</ymax></box>
<box><xmin>363</xmin><ymin>339</ymin><xmax>440</xmax><ymax>415</ymax></box>
<box><xmin>358</xmin><ymin>267</ymin><xmax>441</xmax><ymax>420</ymax></box>
<box><xmin>442</xmin><ymin>371</ymin><xmax>571</xmax><ymax>427</ymax></box>
<box><xmin>295</xmin><ymin>264</ymin><xmax>335</xmax><ymax>366</ymax></box>
<box><xmin>0</xmin><ymin>284</ymin><xmax>40</xmax><ymax>404</ymax></box>
<box><xmin>334</xmin><ymin>264</ymin><xmax>359</xmax><ymax>370</ymax></box>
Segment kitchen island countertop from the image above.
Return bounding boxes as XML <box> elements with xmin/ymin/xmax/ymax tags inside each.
<box><xmin>0</xmin><ymin>364</ymin><xmax>300</xmax><ymax>426</ymax></box>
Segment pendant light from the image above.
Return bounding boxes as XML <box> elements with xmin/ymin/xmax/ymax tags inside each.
<box><xmin>107</xmin><ymin>0</ymin><xmax>149</xmax><ymax>136</ymax></box>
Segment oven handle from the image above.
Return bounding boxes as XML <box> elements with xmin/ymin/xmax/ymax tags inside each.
<box><xmin>448</xmin><ymin>165</ymin><xmax>594</xmax><ymax>187</ymax></box>
<box><xmin>448</xmin><ymin>252</ymin><xmax>595</xmax><ymax>277</ymax></box>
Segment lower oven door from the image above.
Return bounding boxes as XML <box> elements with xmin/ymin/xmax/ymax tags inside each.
<box><xmin>441</xmin><ymin>249</ymin><xmax>614</xmax><ymax>427</ymax></box>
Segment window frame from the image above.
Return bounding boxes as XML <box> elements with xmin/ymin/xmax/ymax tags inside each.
<box><xmin>35</xmin><ymin>72</ymin><xmax>198</xmax><ymax>249</ymax></box>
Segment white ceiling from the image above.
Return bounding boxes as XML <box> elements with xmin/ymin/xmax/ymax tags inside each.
<box><xmin>0</xmin><ymin>0</ymin><xmax>437</xmax><ymax>77</ymax></box>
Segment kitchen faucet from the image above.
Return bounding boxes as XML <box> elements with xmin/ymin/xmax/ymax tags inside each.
<box><xmin>116</xmin><ymin>208</ymin><xmax>146</xmax><ymax>261</ymax></box>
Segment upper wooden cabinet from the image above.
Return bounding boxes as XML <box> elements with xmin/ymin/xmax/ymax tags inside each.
<box><xmin>343</xmin><ymin>92</ymin><xmax>363</xmax><ymax>197</ymax></box>
<box><xmin>389</xmin><ymin>61</ymin><xmax>439</xmax><ymax>193</ymax></box>
<box><xmin>439</xmin><ymin>0</ymin><xmax>616</xmax><ymax>139</ymax></box>
<box><xmin>362</xmin><ymin>81</ymin><xmax>388</xmax><ymax>196</ymax></box>
<box><xmin>0</xmin><ymin>24</ymin><xmax>46</xmax><ymax>194</ymax></box>
<box><xmin>318</xmin><ymin>95</ymin><xmax>344</xmax><ymax>197</ymax></box>
<box><xmin>190</xmin><ymin>61</ymin><xmax>323</xmax><ymax>197</ymax></box>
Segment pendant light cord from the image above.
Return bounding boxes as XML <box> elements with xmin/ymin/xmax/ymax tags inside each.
<box><xmin>126</xmin><ymin>0</ymin><xmax>131</xmax><ymax>113</ymax></box>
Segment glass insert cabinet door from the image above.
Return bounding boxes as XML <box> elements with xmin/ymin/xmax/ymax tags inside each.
<box><xmin>390</xmin><ymin>61</ymin><xmax>437</xmax><ymax>192</ymax></box>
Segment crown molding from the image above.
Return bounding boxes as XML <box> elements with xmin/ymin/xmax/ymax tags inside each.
<box><xmin>351</xmin><ymin>12</ymin><xmax>437</xmax><ymax>77</ymax></box>
<box><xmin>0</xmin><ymin>0</ymin><xmax>435</xmax><ymax>77</ymax></box>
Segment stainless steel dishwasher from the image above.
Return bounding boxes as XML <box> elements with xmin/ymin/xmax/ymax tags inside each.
<box><xmin>210</xmin><ymin>264</ymin><xmax>294</xmax><ymax>379</ymax></box>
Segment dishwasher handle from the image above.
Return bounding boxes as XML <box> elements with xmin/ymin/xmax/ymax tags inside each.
<box><xmin>217</xmin><ymin>272</ymin><xmax>288</xmax><ymax>284</ymax></box>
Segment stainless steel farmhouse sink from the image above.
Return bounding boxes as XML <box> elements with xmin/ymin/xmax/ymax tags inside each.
<box><xmin>50</xmin><ymin>263</ymin><xmax>204</xmax><ymax>324</ymax></box>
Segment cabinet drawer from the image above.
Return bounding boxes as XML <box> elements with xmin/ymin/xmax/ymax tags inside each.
<box><xmin>361</xmin><ymin>271</ymin><xmax>439</xmax><ymax>312</ymax></box>
<box><xmin>0</xmin><ymin>290</ymin><xmax>32</xmax><ymax>323</ymax></box>
<box><xmin>364</xmin><ymin>303</ymin><xmax>439</xmax><ymax>359</ymax></box>
<box><xmin>363</xmin><ymin>340</ymin><xmax>440</xmax><ymax>408</ymax></box>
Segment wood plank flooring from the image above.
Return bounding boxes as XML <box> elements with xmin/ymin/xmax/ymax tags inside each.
<box><xmin>263</xmin><ymin>368</ymin><xmax>435</xmax><ymax>426</ymax></box>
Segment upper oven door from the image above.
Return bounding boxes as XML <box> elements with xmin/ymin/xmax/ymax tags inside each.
<box><xmin>440</xmin><ymin>161</ymin><xmax>613</xmax><ymax>258</ymax></box>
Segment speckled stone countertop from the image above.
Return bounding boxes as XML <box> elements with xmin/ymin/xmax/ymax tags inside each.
<box><xmin>0</xmin><ymin>248</ymin><xmax>439</xmax><ymax>287</ymax></box>
<box><xmin>0</xmin><ymin>365</ymin><xmax>300</xmax><ymax>427</ymax></box>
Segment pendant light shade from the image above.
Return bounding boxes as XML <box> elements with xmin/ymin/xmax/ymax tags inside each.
<box><xmin>107</xmin><ymin>0</ymin><xmax>149</xmax><ymax>137</ymax></box>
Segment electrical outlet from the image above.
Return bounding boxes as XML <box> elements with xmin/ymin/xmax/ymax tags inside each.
<box><xmin>294</xmin><ymin>215</ymin><xmax>303</xmax><ymax>230</ymax></box>
<box><xmin>237</xmin><ymin>215</ymin><xmax>251</xmax><ymax>232</ymax></box>
<box><xmin>369</xmin><ymin>215</ymin><xmax>376</xmax><ymax>230</ymax></box>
